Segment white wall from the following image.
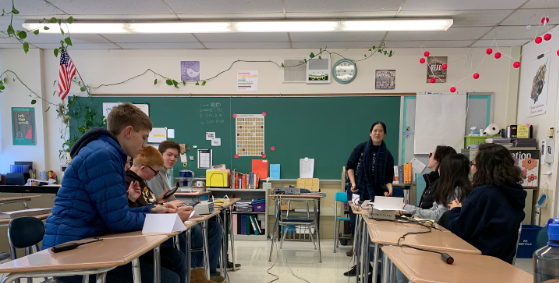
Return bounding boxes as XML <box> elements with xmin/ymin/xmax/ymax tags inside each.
<box><xmin>518</xmin><ymin>25</ymin><xmax>559</xmax><ymax>222</ymax></box>
<box><xmin>1</xmin><ymin>47</ymin><xmax>518</xmax><ymax>180</ymax></box>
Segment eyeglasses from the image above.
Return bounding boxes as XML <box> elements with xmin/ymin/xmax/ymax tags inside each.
<box><xmin>469</xmin><ymin>161</ymin><xmax>477</xmax><ymax>167</ymax></box>
<box><xmin>144</xmin><ymin>165</ymin><xmax>159</xmax><ymax>175</ymax></box>
<box><xmin>429</xmin><ymin>152</ymin><xmax>433</xmax><ymax>158</ymax></box>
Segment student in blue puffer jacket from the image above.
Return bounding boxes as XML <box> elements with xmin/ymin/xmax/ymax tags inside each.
<box><xmin>43</xmin><ymin>103</ymin><xmax>187</xmax><ymax>283</ymax></box>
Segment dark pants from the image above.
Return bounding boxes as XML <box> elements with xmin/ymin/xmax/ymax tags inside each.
<box><xmin>437</xmin><ymin>211</ymin><xmax>452</xmax><ymax>229</ymax></box>
<box><xmin>58</xmin><ymin>246</ymin><xmax>185</xmax><ymax>283</ymax></box>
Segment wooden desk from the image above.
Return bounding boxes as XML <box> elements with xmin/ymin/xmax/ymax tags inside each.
<box><xmin>214</xmin><ymin>198</ymin><xmax>240</xmax><ymax>210</ymax></box>
<box><xmin>381</xmin><ymin>246</ymin><xmax>532</xmax><ymax>283</ymax></box>
<box><xmin>0</xmin><ymin>195</ymin><xmax>41</xmax><ymax>209</ymax></box>
<box><xmin>0</xmin><ymin>235</ymin><xmax>168</xmax><ymax>283</ymax></box>
<box><xmin>0</xmin><ymin>213</ymin><xmax>51</xmax><ymax>227</ymax></box>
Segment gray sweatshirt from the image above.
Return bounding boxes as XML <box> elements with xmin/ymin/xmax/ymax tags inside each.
<box><xmin>403</xmin><ymin>187</ymin><xmax>463</xmax><ymax>222</ymax></box>
<box><xmin>146</xmin><ymin>167</ymin><xmax>177</xmax><ymax>201</ymax></box>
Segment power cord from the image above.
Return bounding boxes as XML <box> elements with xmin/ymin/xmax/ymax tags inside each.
<box><xmin>394</xmin><ymin>218</ymin><xmax>454</xmax><ymax>265</ymax></box>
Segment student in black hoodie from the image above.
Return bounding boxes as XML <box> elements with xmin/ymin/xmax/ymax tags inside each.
<box><xmin>448</xmin><ymin>143</ymin><xmax>526</xmax><ymax>264</ymax></box>
<box><xmin>418</xmin><ymin>145</ymin><xmax>456</xmax><ymax>209</ymax></box>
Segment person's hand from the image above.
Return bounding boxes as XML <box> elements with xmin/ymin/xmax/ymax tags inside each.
<box><xmin>384</xmin><ymin>191</ymin><xmax>392</xmax><ymax>197</ymax></box>
<box><xmin>177</xmin><ymin>206</ymin><xmax>194</xmax><ymax>222</ymax></box>
<box><xmin>127</xmin><ymin>181</ymin><xmax>141</xmax><ymax>202</ymax></box>
<box><xmin>151</xmin><ymin>205</ymin><xmax>171</xmax><ymax>214</ymax></box>
<box><xmin>156</xmin><ymin>191</ymin><xmax>171</xmax><ymax>203</ymax></box>
<box><xmin>402</xmin><ymin>202</ymin><xmax>406</xmax><ymax>210</ymax></box>
<box><xmin>449</xmin><ymin>198</ymin><xmax>462</xmax><ymax>210</ymax></box>
<box><xmin>164</xmin><ymin>202</ymin><xmax>178</xmax><ymax>211</ymax></box>
<box><xmin>350</xmin><ymin>182</ymin><xmax>358</xmax><ymax>193</ymax></box>
<box><xmin>168</xmin><ymin>200</ymin><xmax>185</xmax><ymax>207</ymax></box>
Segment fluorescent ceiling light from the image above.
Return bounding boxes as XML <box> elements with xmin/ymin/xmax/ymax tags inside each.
<box><xmin>23</xmin><ymin>23</ymin><xmax>127</xmax><ymax>33</ymax></box>
<box><xmin>341</xmin><ymin>19</ymin><xmax>453</xmax><ymax>31</ymax></box>
<box><xmin>126</xmin><ymin>22</ymin><xmax>231</xmax><ymax>33</ymax></box>
<box><xmin>234</xmin><ymin>21</ymin><xmax>339</xmax><ymax>32</ymax></box>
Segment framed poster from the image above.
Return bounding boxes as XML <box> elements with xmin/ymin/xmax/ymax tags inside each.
<box><xmin>426</xmin><ymin>56</ymin><xmax>447</xmax><ymax>83</ymax></box>
<box><xmin>180</xmin><ymin>61</ymin><xmax>201</xmax><ymax>82</ymax></box>
<box><xmin>528</xmin><ymin>51</ymin><xmax>550</xmax><ymax>117</ymax></box>
<box><xmin>375</xmin><ymin>70</ymin><xmax>396</xmax><ymax>90</ymax></box>
<box><xmin>11</xmin><ymin>107</ymin><xmax>36</xmax><ymax>145</ymax></box>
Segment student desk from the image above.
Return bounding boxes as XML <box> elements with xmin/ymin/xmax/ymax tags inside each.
<box><xmin>268</xmin><ymin>194</ymin><xmax>324</xmax><ymax>263</ymax></box>
<box><xmin>189</xmin><ymin>208</ymin><xmax>223</xmax><ymax>279</ymax></box>
<box><xmin>0</xmin><ymin>213</ymin><xmax>51</xmax><ymax>228</ymax></box>
<box><xmin>0</xmin><ymin>235</ymin><xmax>169</xmax><ymax>283</ymax></box>
<box><xmin>215</xmin><ymin>198</ymin><xmax>240</xmax><ymax>275</ymax></box>
<box><xmin>0</xmin><ymin>195</ymin><xmax>41</xmax><ymax>209</ymax></box>
<box><xmin>381</xmin><ymin>246</ymin><xmax>532</xmax><ymax>283</ymax></box>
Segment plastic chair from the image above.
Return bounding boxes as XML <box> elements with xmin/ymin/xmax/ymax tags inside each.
<box><xmin>334</xmin><ymin>192</ymin><xmax>351</xmax><ymax>253</ymax></box>
<box><xmin>8</xmin><ymin>217</ymin><xmax>48</xmax><ymax>283</ymax></box>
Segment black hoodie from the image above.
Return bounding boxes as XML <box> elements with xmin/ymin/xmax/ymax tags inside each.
<box><xmin>70</xmin><ymin>127</ymin><xmax>119</xmax><ymax>158</ymax></box>
<box><xmin>448</xmin><ymin>182</ymin><xmax>526</xmax><ymax>263</ymax></box>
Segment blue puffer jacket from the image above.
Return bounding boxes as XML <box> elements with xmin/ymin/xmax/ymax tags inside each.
<box><xmin>42</xmin><ymin>128</ymin><xmax>153</xmax><ymax>249</ymax></box>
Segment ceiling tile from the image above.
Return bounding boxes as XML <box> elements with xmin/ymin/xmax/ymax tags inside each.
<box><xmin>384</xmin><ymin>40</ymin><xmax>474</xmax><ymax>48</ymax></box>
<box><xmin>0</xmin><ymin>43</ymin><xmax>27</xmax><ymax>49</ymax></box>
<box><xmin>204</xmin><ymin>42</ymin><xmax>291</xmax><ymax>49</ymax></box>
<box><xmin>292</xmin><ymin>41</ymin><xmax>379</xmax><ymax>49</ymax></box>
<box><xmin>501</xmin><ymin>9</ymin><xmax>559</xmax><ymax>25</ymax></box>
<box><xmin>385</xmin><ymin>27</ymin><xmax>491</xmax><ymax>41</ymax></box>
<box><xmin>195</xmin><ymin>33</ymin><xmax>288</xmax><ymax>43</ymax></box>
<box><xmin>33</xmin><ymin>43</ymin><xmax>120</xmax><ymax>49</ymax></box>
<box><xmin>523</xmin><ymin>0</ymin><xmax>559</xmax><ymax>8</ymax></box>
<box><xmin>286</xmin><ymin>11</ymin><xmax>397</xmax><ymax>19</ymax></box>
<box><xmin>115</xmin><ymin>43</ymin><xmax>204</xmax><ymax>49</ymax></box>
<box><xmin>24</xmin><ymin>34</ymin><xmax>110</xmax><ymax>44</ymax></box>
<box><xmin>35</xmin><ymin>0</ymin><xmax>170</xmax><ymax>15</ymax></box>
<box><xmin>102</xmin><ymin>34</ymin><xmax>199</xmax><ymax>43</ymax></box>
<box><xmin>402</xmin><ymin>0</ymin><xmax>526</xmax><ymax>10</ymax></box>
<box><xmin>166</xmin><ymin>0</ymin><xmax>282</xmax><ymax>14</ymax></box>
<box><xmin>290</xmin><ymin>32</ymin><xmax>385</xmax><ymax>42</ymax></box>
<box><xmin>397</xmin><ymin>10</ymin><xmax>513</xmax><ymax>27</ymax></box>
<box><xmin>482</xmin><ymin>25</ymin><xmax>556</xmax><ymax>39</ymax></box>
<box><xmin>471</xmin><ymin>39</ymin><xmax>530</xmax><ymax>47</ymax></box>
<box><xmin>284</xmin><ymin>0</ymin><xmax>405</xmax><ymax>12</ymax></box>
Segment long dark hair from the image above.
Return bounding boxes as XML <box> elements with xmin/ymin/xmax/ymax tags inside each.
<box><xmin>435</xmin><ymin>154</ymin><xmax>472</xmax><ymax>204</ymax></box>
<box><xmin>433</xmin><ymin>145</ymin><xmax>457</xmax><ymax>172</ymax></box>
<box><xmin>473</xmin><ymin>143</ymin><xmax>521</xmax><ymax>187</ymax></box>
<box><xmin>370</xmin><ymin>121</ymin><xmax>387</xmax><ymax>134</ymax></box>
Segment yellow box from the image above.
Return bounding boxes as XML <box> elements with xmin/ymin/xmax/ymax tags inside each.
<box><xmin>297</xmin><ymin>178</ymin><xmax>320</xmax><ymax>191</ymax></box>
<box><xmin>206</xmin><ymin>170</ymin><xmax>228</xmax><ymax>187</ymax></box>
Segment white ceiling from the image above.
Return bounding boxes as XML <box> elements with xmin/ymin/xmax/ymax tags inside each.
<box><xmin>0</xmin><ymin>0</ymin><xmax>555</xmax><ymax>50</ymax></box>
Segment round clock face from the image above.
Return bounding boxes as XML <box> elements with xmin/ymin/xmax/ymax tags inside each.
<box><xmin>333</xmin><ymin>60</ymin><xmax>357</xmax><ymax>83</ymax></box>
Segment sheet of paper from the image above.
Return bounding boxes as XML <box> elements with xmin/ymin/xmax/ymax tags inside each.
<box><xmin>168</xmin><ymin>129</ymin><xmax>175</xmax><ymax>138</ymax></box>
<box><xmin>352</xmin><ymin>193</ymin><xmax>360</xmax><ymax>204</ymax></box>
<box><xmin>270</xmin><ymin>164</ymin><xmax>280</xmax><ymax>179</ymax></box>
<box><xmin>211</xmin><ymin>138</ymin><xmax>221</xmax><ymax>146</ymax></box>
<box><xmin>142</xmin><ymin>214</ymin><xmax>186</xmax><ymax>234</ymax></box>
<box><xmin>189</xmin><ymin>209</ymin><xmax>202</xmax><ymax>219</ymax></box>
<box><xmin>206</xmin><ymin>132</ymin><xmax>216</xmax><ymax>141</ymax></box>
<box><xmin>197</xmin><ymin>149</ymin><xmax>212</xmax><ymax>169</ymax></box>
<box><xmin>133</xmin><ymin>104</ymin><xmax>150</xmax><ymax>117</ymax></box>
<box><xmin>102</xmin><ymin>102</ymin><xmax>122</xmax><ymax>123</ymax></box>
<box><xmin>410</xmin><ymin>158</ymin><xmax>427</xmax><ymax>174</ymax></box>
<box><xmin>237</xmin><ymin>70</ymin><xmax>258</xmax><ymax>91</ymax></box>
<box><xmin>299</xmin><ymin>158</ymin><xmax>315</xmax><ymax>178</ymax></box>
<box><xmin>373</xmin><ymin>196</ymin><xmax>404</xmax><ymax>211</ymax></box>
<box><xmin>148</xmin><ymin>127</ymin><xmax>167</xmax><ymax>143</ymax></box>
<box><xmin>180</xmin><ymin>153</ymin><xmax>187</xmax><ymax>163</ymax></box>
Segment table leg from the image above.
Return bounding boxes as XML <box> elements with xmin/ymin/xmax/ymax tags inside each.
<box><xmin>202</xmin><ymin>220</ymin><xmax>210</xmax><ymax>279</ymax></box>
<box><xmin>96</xmin><ymin>273</ymin><xmax>107</xmax><ymax>283</ymax></box>
<box><xmin>354</xmin><ymin>215</ymin><xmax>361</xmax><ymax>283</ymax></box>
<box><xmin>221</xmin><ymin>213</ymin><xmax>228</xmax><ymax>282</ymax></box>
<box><xmin>153</xmin><ymin>245</ymin><xmax>161</xmax><ymax>283</ymax></box>
<box><xmin>82</xmin><ymin>275</ymin><xmax>90</xmax><ymax>283</ymax></box>
<box><xmin>229</xmin><ymin>207</ymin><xmax>236</xmax><ymax>272</ymax></box>
<box><xmin>23</xmin><ymin>201</ymin><xmax>28</xmax><ymax>210</ymax></box>
<box><xmin>313</xmin><ymin>200</ymin><xmax>322</xmax><ymax>263</ymax></box>
<box><xmin>361</xmin><ymin>221</ymin><xmax>369</xmax><ymax>283</ymax></box>
<box><xmin>186</xmin><ymin>229</ymin><xmax>191</xmax><ymax>283</ymax></box>
<box><xmin>372</xmin><ymin>243</ymin><xmax>379</xmax><ymax>283</ymax></box>
<box><xmin>390</xmin><ymin>260</ymin><xmax>395</xmax><ymax>283</ymax></box>
<box><xmin>268</xmin><ymin>198</ymin><xmax>280</xmax><ymax>262</ymax></box>
<box><xmin>132</xmin><ymin>258</ymin><xmax>142</xmax><ymax>283</ymax></box>
<box><xmin>382</xmin><ymin>253</ymin><xmax>389</xmax><ymax>283</ymax></box>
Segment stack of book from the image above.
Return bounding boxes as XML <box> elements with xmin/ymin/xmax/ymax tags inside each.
<box><xmin>230</xmin><ymin>169</ymin><xmax>261</xmax><ymax>189</ymax></box>
<box><xmin>393</xmin><ymin>162</ymin><xmax>413</xmax><ymax>184</ymax></box>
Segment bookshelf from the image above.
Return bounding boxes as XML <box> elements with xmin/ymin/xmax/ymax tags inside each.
<box><xmin>209</xmin><ymin>187</ymin><xmax>269</xmax><ymax>241</ymax></box>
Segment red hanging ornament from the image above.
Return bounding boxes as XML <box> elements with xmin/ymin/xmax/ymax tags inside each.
<box><xmin>542</xmin><ymin>17</ymin><xmax>550</xmax><ymax>24</ymax></box>
<box><xmin>557</xmin><ymin>49</ymin><xmax>559</xmax><ymax>56</ymax></box>
<box><xmin>420</xmin><ymin>58</ymin><xmax>426</xmax><ymax>64</ymax></box>
<box><xmin>450</xmin><ymin>87</ymin><xmax>456</xmax><ymax>93</ymax></box>
<box><xmin>513</xmin><ymin>62</ymin><xmax>520</xmax><ymax>68</ymax></box>
<box><xmin>262</xmin><ymin>154</ymin><xmax>266</xmax><ymax>158</ymax></box>
<box><xmin>494</xmin><ymin>52</ymin><xmax>502</xmax><ymax>59</ymax></box>
<box><xmin>473</xmin><ymin>73</ymin><xmax>480</xmax><ymax>79</ymax></box>
<box><xmin>442</xmin><ymin>64</ymin><xmax>447</xmax><ymax>70</ymax></box>
<box><xmin>271</xmin><ymin>146</ymin><xmax>275</xmax><ymax>151</ymax></box>
<box><xmin>262</xmin><ymin>112</ymin><xmax>267</xmax><ymax>116</ymax></box>
<box><xmin>535</xmin><ymin>37</ymin><xmax>543</xmax><ymax>44</ymax></box>
<box><xmin>486</xmin><ymin>48</ymin><xmax>493</xmax><ymax>55</ymax></box>
<box><xmin>232</xmin><ymin>114</ymin><xmax>237</xmax><ymax>118</ymax></box>
<box><xmin>424</xmin><ymin>51</ymin><xmax>430</xmax><ymax>57</ymax></box>
<box><xmin>544</xmin><ymin>33</ymin><xmax>552</xmax><ymax>41</ymax></box>
<box><xmin>234</xmin><ymin>154</ymin><xmax>239</xmax><ymax>159</ymax></box>
<box><xmin>430</xmin><ymin>78</ymin><xmax>436</xmax><ymax>83</ymax></box>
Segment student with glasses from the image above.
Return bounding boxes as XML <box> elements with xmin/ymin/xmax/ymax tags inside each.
<box><xmin>416</xmin><ymin>145</ymin><xmax>457</xmax><ymax>210</ymax></box>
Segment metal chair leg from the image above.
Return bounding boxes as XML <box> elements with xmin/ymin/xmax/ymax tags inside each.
<box><xmin>313</xmin><ymin>200</ymin><xmax>322</xmax><ymax>263</ymax></box>
<box><xmin>308</xmin><ymin>225</ymin><xmax>317</xmax><ymax>250</ymax></box>
<box><xmin>280</xmin><ymin>225</ymin><xmax>288</xmax><ymax>249</ymax></box>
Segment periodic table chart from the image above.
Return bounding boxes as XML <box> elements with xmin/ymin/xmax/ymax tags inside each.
<box><xmin>235</xmin><ymin>114</ymin><xmax>265</xmax><ymax>156</ymax></box>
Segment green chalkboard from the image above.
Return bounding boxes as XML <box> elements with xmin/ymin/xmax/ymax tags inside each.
<box><xmin>74</xmin><ymin>96</ymin><xmax>401</xmax><ymax>179</ymax></box>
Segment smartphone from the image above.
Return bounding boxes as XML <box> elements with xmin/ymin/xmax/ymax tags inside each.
<box><xmin>188</xmin><ymin>201</ymin><xmax>200</xmax><ymax>207</ymax></box>
<box><xmin>164</xmin><ymin>182</ymin><xmax>180</xmax><ymax>198</ymax></box>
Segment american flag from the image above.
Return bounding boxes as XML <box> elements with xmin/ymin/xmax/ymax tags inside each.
<box><xmin>58</xmin><ymin>49</ymin><xmax>76</xmax><ymax>100</ymax></box>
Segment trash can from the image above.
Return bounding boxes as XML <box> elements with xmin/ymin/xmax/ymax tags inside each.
<box><xmin>517</xmin><ymin>225</ymin><xmax>543</xmax><ymax>258</ymax></box>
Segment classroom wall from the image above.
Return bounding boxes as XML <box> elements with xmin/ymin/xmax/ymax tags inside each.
<box><xmin>518</xmin><ymin>25</ymin><xmax>559</xmax><ymax>223</ymax></box>
<box><xmin>1</xmin><ymin>47</ymin><xmax>518</xmax><ymax>184</ymax></box>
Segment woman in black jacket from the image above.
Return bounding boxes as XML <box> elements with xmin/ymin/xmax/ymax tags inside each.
<box><xmin>418</xmin><ymin>145</ymin><xmax>456</xmax><ymax>209</ymax></box>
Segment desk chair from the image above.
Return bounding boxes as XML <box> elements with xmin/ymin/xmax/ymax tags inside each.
<box><xmin>334</xmin><ymin>192</ymin><xmax>350</xmax><ymax>253</ymax></box>
<box><xmin>277</xmin><ymin>199</ymin><xmax>322</xmax><ymax>262</ymax></box>
<box><xmin>391</xmin><ymin>186</ymin><xmax>404</xmax><ymax>198</ymax></box>
<box><xmin>512</xmin><ymin>224</ymin><xmax>523</xmax><ymax>265</ymax></box>
<box><xmin>8</xmin><ymin>217</ymin><xmax>49</xmax><ymax>283</ymax></box>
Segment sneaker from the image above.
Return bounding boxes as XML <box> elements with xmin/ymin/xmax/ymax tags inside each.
<box><xmin>346</xmin><ymin>250</ymin><xmax>353</xmax><ymax>257</ymax></box>
<box><xmin>210</xmin><ymin>275</ymin><xmax>226</xmax><ymax>282</ymax></box>
<box><xmin>217</xmin><ymin>261</ymin><xmax>241</xmax><ymax>271</ymax></box>
<box><xmin>343</xmin><ymin>264</ymin><xmax>373</xmax><ymax>277</ymax></box>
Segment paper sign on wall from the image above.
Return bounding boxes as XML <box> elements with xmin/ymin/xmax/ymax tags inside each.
<box><xmin>211</xmin><ymin>138</ymin><xmax>221</xmax><ymax>146</ymax></box>
<box><xmin>148</xmin><ymin>127</ymin><xmax>167</xmax><ymax>143</ymax></box>
<box><xmin>300</xmin><ymin>158</ymin><xmax>314</xmax><ymax>178</ymax></box>
<box><xmin>237</xmin><ymin>70</ymin><xmax>258</xmax><ymax>91</ymax></box>
<box><xmin>270</xmin><ymin>164</ymin><xmax>281</xmax><ymax>179</ymax></box>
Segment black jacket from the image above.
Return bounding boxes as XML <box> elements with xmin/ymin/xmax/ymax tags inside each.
<box><xmin>419</xmin><ymin>171</ymin><xmax>440</xmax><ymax>209</ymax></box>
<box><xmin>125</xmin><ymin>170</ymin><xmax>157</xmax><ymax>208</ymax></box>
<box><xmin>448</xmin><ymin>182</ymin><xmax>526</xmax><ymax>263</ymax></box>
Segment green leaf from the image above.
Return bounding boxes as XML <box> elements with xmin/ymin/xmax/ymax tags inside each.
<box><xmin>11</xmin><ymin>8</ymin><xmax>19</xmax><ymax>14</ymax></box>
<box><xmin>281</xmin><ymin>63</ymin><xmax>284</xmax><ymax>67</ymax></box>
<box><xmin>23</xmin><ymin>42</ymin><xmax>29</xmax><ymax>53</ymax></box>
<box><xmin>372</xmin><ymin>46</ymin><xmax>376</xmax><ymax>50</ymax></box>
<box><xmin>201</xmin><ymin>80</ymin><xmax>206</xmax><ymax>86</ymax></box>
<box><xmin>80</xmin><ymin>86</ymin><xmax>86</xmax><ymax>92</ymax></box>
<box><xmin>304</xmin><ymin>59</ymin><xmax>307</xmax><ymax>63</ymax></box>
<box><xmin>17</xmin><ymin>30</ymin><xmax>27</xmax><ymax>39</ymax></box>
<box><xmin>195</xmin><ymin>81</ymin><xmax>200</xmax><ymax>85</ymax></box>
<box><xmin>50</xmin><ymin>17</ymin><xmax>57</xmax><ymax>23</ymax></box>
<box><xmin>165</xmin><ymin>79</ymin><xmax>172</xmax><ymax>86</ymax></box>
<box><xmin>60</xmin><ymin>28</ymin><xmax>64</xmax><ymax>35</ymax></box>
<box><xmin>0</xmin><ymin>84</ymin><xmax>5</xmax><ymax>90</ymax></box>
<box><xmin>172</xmin><ymin>80</ymin><xmax>178</xmax><ymax>88</ymax></box>
<box><xmin>182</xmin><ymin>81</ymin><xmax>186</xmax><ymax>86</ymax></box>
<box><xmin>58</xmin><ymin>19</ymin><xmax>62</xmax><ymax>25</ymax></box>
<box><xmin>64</xmin><ymin>37</ymin><xmax>72</xmax><ymax>46</ymax></box>
<box><xmin>384</xmin><ymin>51</ymin><xmax>387</xmax><ymax>55</ymax></box>
<box><xmin>309</xmin><ymin>52</ymin><xmax>315</xmax><ymax>58</ymax></box>
<box><xmin>3</xmin><ymin>77</ymin><xmax>7</xmax><ymax>83</ymax></box>
<box><xmin>45</xmin><ymin>106</ymin><xmax>50</xmax><ymax>112</ymax></box>
<box><xmin>67</xmin><ymin>16</ymin><xmax>74</xmax><ymax>24</ymax></box>
<box><xmin>44</xmin><ymin>26</ymin><xmax>50</xmax><ymax>30</ymax></box>
<box><xmin>368</xmin><ymin>49</ymin><xmax>372</xmax><ymax>51</ymax></box>
<box><xmin>33</xmin><ymin>29</ymin><xmax>39</xmax><ymax>35</ymax></box>
<box><xmin>39</xmin><ymin>19</ymin><xmax>43</xmax><ymax>24</ymax></box>
<box><xmin>7</xmin><ymin>24</ymin><xmax>14</xmax><ymax>36</ymax></box>
<box><xmin>319</xmin><ymin>56</ymin><xmax>322</xmax><ymax>60</ymax></box>
<box><xmin>31</xmin><ymin>99</ymin><xmax>36</xmax><ymax>105</ymax></box>
<box><xmin>153</xmin><ymin>79</ymin><xmax>158</xmax><ymax>85</ymax></box>
<box><xmin>54</xmin><ymin>48</ymin><xmax>59</xmax><ymax>57</ymax></box>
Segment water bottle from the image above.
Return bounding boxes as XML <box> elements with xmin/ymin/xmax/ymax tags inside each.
<box><xmin>534</xmin><ymin>218</ymin><xmax>559</xmax><ymax>282</ymax></box>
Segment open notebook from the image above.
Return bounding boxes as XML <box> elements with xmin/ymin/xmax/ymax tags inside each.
<box><xmin>0</xmin><ymin>208</ymin><xmax>51</xmax><ymax>219</ymax></box>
